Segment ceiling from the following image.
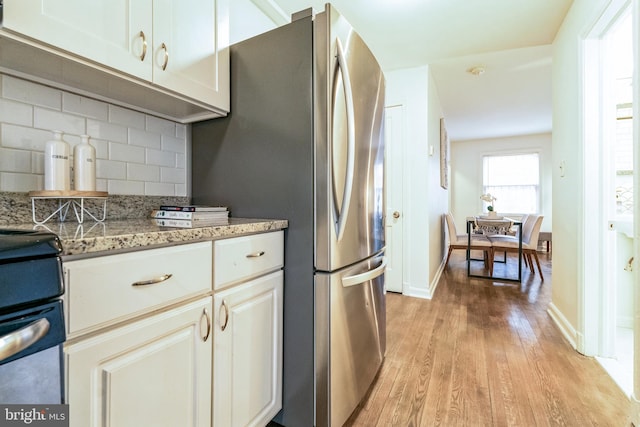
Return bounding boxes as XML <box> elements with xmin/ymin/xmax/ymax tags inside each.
<box><xmin>261</xmin><ymin>0</ymin><xmax>574</xmax><ymax>141</ymax></box>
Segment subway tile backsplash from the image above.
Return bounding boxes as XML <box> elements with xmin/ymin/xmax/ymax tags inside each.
<box><xmin>0</xmin><ymin>74</ymin><xmax>188</xmax><ymax>196</ymax></box>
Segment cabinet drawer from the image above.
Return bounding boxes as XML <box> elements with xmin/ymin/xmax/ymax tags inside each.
<box><xmin>64</xmin><ymin>241</ymin><xmax>212</xmax><ymax>336</ymax></box>
<box><xmin>213</xmin><ymin>231</ymin><xmax>283</xmax><ymax>290</ymax></box>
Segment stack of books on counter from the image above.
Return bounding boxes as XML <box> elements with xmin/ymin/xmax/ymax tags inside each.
<box><xmin>151</xmin><ymin>205</ymin><xmax>229</xmax><ymax>228</ymax></box>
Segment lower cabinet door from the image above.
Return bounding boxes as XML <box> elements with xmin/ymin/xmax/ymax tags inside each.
<box><xmin>65</xmin><ymin>297</ymin><xmax>213</xmax><ymax>427</ymax></box>
<box><xmin>214</xmin><ymin>271</ymin><xmax>283</xmax><ymax>427</ymax></box>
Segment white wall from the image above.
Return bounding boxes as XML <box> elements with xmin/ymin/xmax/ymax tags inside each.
<box><xmin>450</xmin><ymin>133</ymin><xmax>552</xmax><ymax>232</ymax></box>
<box><xmin>386</xmin><ymin>66</ymin><xmax>447</xmax><ymax>299</ymax></box>
<box><xmin>0</xmin><ymin>74</ymin><xmax>188</xmax><ymax>196</ymax></box>
<box><xmin>229</xmin><ymin>0</ymin><xmax>278</xmax><ymax>44</ymax></box>
<box><xmin>427</xmin><ymin>72</ymin><xmax>449</xmax><ymax>284</ymax></box>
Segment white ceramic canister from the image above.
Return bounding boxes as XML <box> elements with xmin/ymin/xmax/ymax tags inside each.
<box><xmin>44</xmin><ymin>130</ymin><xmax>70</xmax><ymax>191</ymax></box>
<box><xmin>73</xmin><ymin>134</ymin><xmax>96</xmax><ymax>191</ymax></box>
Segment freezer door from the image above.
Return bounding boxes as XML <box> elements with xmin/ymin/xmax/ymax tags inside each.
<box><xmin>315</xmin><ymin>254</ymin><xmax>386</xmax><ymax>427</ymax></box>
<box><xmin>315</xmin><ymin>5</ymin><xmax>386</xmax><ymax>271</ymax></box>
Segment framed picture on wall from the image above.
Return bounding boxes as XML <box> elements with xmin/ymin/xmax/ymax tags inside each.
<box><xmin>440</xmin><ymin>118</ymin><xmax>449</xmax><ymax>189</ymax></box>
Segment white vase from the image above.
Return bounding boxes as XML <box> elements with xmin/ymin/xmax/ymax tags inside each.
<box><xmin>488</xmin><ymin>211</ymin><xmax>497</xmax><ymax>218</ymax></box>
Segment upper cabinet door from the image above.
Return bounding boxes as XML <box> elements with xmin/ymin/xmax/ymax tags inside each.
<box><xmin>152</xmin><ymin>0</ymin><xmax>230</xmax><ymax>111</ymax></box>
<box><xmin>2</xmin><ymin>0</ymin><xmax>153</xmax><ymax>81</ymax></box>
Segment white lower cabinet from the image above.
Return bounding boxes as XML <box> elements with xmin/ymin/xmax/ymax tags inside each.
<box><xmin>65</xmin><ymin>296</ymin><xmax>213</xmax><ymax>427</ymax></box>
<box><xmin>213</xmin><ymin>231</ymin><xmax>284</xmax><ymax>427</ymax></box>
<box><xmin>63</xmin><ymin>241</ymin><xmax>213</xmax><ymax>427</ymax></box>
<box><xmin>213</xmin><ymin>271</ymin><xmax>283</xmax><ymax>427</ymax></box>
<box><xmin>63</xmin><ymin>232</ymin><xmax>285</xmax><ymax>427</ymax></box>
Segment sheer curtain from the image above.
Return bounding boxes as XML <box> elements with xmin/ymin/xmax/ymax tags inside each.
<box><xmin>483</xmin><ymin>153</ymin><xmax>539</xmax><ymax>213</ymax></box>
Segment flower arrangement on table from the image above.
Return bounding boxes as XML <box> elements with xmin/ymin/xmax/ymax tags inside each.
<box><xmin>480</xmin><ymin>193</ymin><xmax>497</xmax><ymax>212</ymax></box>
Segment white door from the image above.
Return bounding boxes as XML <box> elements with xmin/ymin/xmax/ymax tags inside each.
<box><xmin>65</xmin><ymin>297</ymin><xmax>213</xmax><ymax>427</ymax></box>
<box><xmin>213</xmin><ymin>271</ymin><xmax>283</xmax><ymax>427</ymax></box>
<box><xmin>385</xmin><ymin>105</ymin><xmax>404</xmax><ymax>293</ymax></box>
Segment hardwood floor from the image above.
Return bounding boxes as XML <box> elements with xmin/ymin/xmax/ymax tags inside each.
<box><xmin>346</xmin><ymin>251</ymin><xmax>631</xmax><ymax>426</ymax></box>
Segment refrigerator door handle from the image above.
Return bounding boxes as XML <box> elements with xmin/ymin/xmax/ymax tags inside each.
<box><xmin>332</xmin><ymin>37</ymin><xmax>355</xmax><ymax>241</ymax></box>
<box><xmin>341</xmin><ymin>258</ymin><xmax>386</xmax><ymax>288</ymax></box>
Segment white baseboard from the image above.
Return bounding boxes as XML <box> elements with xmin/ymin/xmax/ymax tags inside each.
<box><xmin>404</xmin><ymin>284</ymin><xmax>432</xmax><ymax>300</ymax></box>
<box><xmin>400</xmin><ymin>259</ymin><xmax>444</xmax><ymax>300</ymax></box>
<box><xmin>628</xmin><ymin>393</ymin><xmax>640</xmax><ymax>426</ymax></box>
<box><xmin>428</xmin><ymin>260</ymin><xmax>445</xmax><ymax>297</ymax></box>
<box><xmin>547</xmin><ymin>302</ymin><xmax>578</xmax><ymax>350</ymax></box>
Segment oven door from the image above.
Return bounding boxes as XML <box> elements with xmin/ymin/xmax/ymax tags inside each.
<box><xmin>0</xmin><ymin>300</ymin><xmax>65</xmax><ymax>404</ymax></box>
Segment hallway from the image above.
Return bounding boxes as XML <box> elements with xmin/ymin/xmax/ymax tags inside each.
<box><xmin>347</xmin><ymin>252</ymin><xmax>630</xmax><ymax>426</ymax></box>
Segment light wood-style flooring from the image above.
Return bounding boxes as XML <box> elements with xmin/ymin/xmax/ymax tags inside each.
<box><xmin>346</xmin><ymin>251</ymin><xmax>631</xmax><ymax>426</ymax></box>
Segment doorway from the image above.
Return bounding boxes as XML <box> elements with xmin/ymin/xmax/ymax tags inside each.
<box><xmin>582</xmin><ymin>3</ymin><xmax>635</xmax><ymax>396</ymax></box>
<box><xmin>385</xmin><ymin>105</ymin><xmax>404</xmax><ymax>293</ymax></box>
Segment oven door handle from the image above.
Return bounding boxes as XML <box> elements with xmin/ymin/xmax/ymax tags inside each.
<box><xmin>0</xmin><ymin>318</ymin><xmax>50</xmax><ymax>363</ymax></box>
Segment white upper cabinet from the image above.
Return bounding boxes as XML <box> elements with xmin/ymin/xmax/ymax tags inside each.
<box><xmin>0</xmin><ymin>0</ymin><xmax>229</xmax><ymax>122</ymax></box>
<box><xmin>152</xmin><ymin>0</ymin><xmax>229</xmax><ymax>109</ymax></box>
<box><xmin>2</xmin><ymin>0</ymin><xmax>153</xmax><ymax>81</ymax></box>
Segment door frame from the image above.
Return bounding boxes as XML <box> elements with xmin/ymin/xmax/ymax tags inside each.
<box><xmin>580</xmin><ymin>0</ymin><xmax>631</xmax><ymax>358</ymax></box>
<box><xmin>632</xmin><ymin>0</ymin><xmax>640</xmax><ymax>411</ymax></box>
<box><xmin>384</xmin><ymin>104</ymin><xmax>405</xmax><ymax>293</ymax></box>
<box><xmin>579</xmin><ymin>0</ymin><xmax>638</xmax><ymax>406</ymax></box>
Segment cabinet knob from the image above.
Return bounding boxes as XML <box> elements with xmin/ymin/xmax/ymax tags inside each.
<box><xmin>393</xmin><ymin>211</ymin><xmax>400</xmax><ymax>219</ymax></box>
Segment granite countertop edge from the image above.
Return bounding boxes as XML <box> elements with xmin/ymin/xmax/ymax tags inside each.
<box><xmin>1</xmin><ymin>218</ymin><xmax>288</xmax><ymax>257</ymax></box>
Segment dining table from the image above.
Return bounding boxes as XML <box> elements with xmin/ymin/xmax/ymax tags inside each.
<box><xmin>466</xmin><ymin>216</ymin><xmax>523</xmax><ymax>282</ymax></box>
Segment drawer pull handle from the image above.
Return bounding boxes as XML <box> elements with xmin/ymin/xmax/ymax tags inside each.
<box><xmin>200</xmin><ymin>308</ymin><xmax>211</xmax><ymax>342</ymax></box>
<box><xmin>138</xmin><ymin>31</ymin><xmax>147</xmax><ymax>61</ymax></box>
<box><xmin>131</xmin><ymin>273</ymin><xmax>173</xmax><ymax>287</ymax></box>
<box><xmin>220</xmin><ymin>300</ymin><xmax>229</xmax><ymax>331</ymax></box>
<box><xmin>160</xmin><ymin>42</ymin><xmax>169</xmax><ymax>70</ymax></box>
<box><xmin>246</xmin><ymin>251</ymin><xmax>265</xmax><ymax>258</ymax></box>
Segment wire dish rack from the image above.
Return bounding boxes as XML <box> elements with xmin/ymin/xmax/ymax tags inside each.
<box><xmin>29</xmin><ymin>191</ymin><xmax>108</xmax><ymax>224</ymax></box>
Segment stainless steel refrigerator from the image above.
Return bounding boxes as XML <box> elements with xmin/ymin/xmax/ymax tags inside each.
<box><xmin>191</xmin><ymin>4</ymin><xmax>386</xmax><ymax>426</ymax></box>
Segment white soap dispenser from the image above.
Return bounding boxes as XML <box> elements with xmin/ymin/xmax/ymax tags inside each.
<box><xmin>44</xmin><ymin>130</ymin><xmax>70</xmax><ymax>191</ymax></box>
<box><xmin>73</xmin><ymin>134</ymin><xmax>96</xmax><ymax>191</ymax></box>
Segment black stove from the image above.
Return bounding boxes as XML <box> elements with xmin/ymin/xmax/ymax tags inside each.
<box><xmin>0</xmin><ymin>229</ymin><xmax>63</xmax><ymax>261</ymax></box>
<box><xmin>0</xmin><ymin>229</ymin><xmax>66</xmax><ymax>404</ymax></box>
<box><xmin>0</xmin><ymin>229</ymin><xmax>64</xmax><ymax>312</ymax></box>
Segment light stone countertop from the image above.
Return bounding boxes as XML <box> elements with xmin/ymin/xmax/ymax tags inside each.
<box><xmin>2</xmin><ymin>218</ymin><xmax>288</xmax><ymax>257</ymax></box>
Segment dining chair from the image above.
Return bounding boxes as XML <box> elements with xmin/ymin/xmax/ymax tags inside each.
<box><xmin>444</xmin><ymin>213</ymin><xmax>492</xmax><ymax>270</ymax></box>
<box><xmin>488</xmin><ymin>214</ymin><xmax>541</xmax><ymax>274</ymax></box>
<box><xmin>487</xmin><ymin>214</ymin><xmax>545</xmax><ymax>280</ymax></box>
